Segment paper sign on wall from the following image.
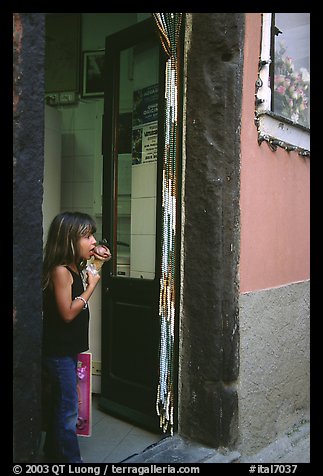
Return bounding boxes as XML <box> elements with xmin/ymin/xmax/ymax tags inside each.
<box><xmin>132</xmin><ymin>84</ymin><xmax>158</xmax><ymax>165</ymax></box>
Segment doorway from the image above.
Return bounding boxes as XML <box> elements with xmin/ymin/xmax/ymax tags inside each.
<box><xmin>43</xmin><ymin>12</ymin><xmax>181</xmax><ymax>441</ymax></box>
<box><xmin>99</xmin><ymin>18</ymin><xmax>167</xmax><ymax>433</ymax></box>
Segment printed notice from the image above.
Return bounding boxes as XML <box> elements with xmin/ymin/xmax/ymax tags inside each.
<box><xmin>132</xmin><ymin>84</ymin><xmax>158</xmax><ymax>165</ymax></box>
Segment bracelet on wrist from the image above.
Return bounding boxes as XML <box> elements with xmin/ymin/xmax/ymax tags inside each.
<box><xmin>74</xmin><ymin>296</ymin><xmax>88</xmax><ymax>309</ymax></box>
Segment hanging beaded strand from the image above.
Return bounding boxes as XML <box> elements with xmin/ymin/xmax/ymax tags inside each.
<box><xmin>153</xmin><ymin>13</ymin><xmax>182</xmax><ymax>435</ymax></box>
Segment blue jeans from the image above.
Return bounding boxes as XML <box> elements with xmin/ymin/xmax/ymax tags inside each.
<box><xmin>42</xmin><ymin>355</ymin><xmax>82</xmax><ymax>463</ymax></box>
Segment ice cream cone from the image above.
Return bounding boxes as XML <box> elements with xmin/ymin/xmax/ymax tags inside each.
<box><xmin>86</xmin><ymin>242</ymin><xmax>111</xmax><ymax>275</ymax></box>
<box><xmin>91</xmin><ymin>254</ymin><xmax>107</xmax><ymax>272</ymax></box>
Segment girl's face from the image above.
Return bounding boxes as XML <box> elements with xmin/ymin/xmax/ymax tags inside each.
<box><xmin>78</xmin><ymin>233</ymin><xmax>97</xmax><ymax>261</ymax></box>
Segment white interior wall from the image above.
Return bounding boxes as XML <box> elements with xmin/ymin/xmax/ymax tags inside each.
<box><xmin>43</xmin><ymin>105</ymin><xmax>62</xmax><ymax>243</ymax></box>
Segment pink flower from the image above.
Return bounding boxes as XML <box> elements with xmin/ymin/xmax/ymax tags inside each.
<box><xmin>274</xmin><ymin>74</ymin><xmax>285</xmax><ymax>84</ymax></box>
<box><xmin>276</xmin><ymin>85</ymin><xmax>286</xmax><ymax>94</ymax></box>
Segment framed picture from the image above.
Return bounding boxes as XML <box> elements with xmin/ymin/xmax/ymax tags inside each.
<box><xmin>82</xmin><ymin>50</ymin><xmax>105</xmax><ymax>97</ymax></box>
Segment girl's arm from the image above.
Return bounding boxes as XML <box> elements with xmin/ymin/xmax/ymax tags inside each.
<box><xmin>52</xmin><ymin>265</ymin><xmax>100</xmax><ymax>323</ymax></box>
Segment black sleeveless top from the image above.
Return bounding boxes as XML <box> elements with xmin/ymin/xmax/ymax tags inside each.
<box><xmin>42</xmin><ymin>266</ymin><xmax>89</xmax><ymax>356</ymax></box>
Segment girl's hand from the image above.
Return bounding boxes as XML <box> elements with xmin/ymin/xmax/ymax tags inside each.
<box><xmin>86</xmin><ymin>270</ymin><xmax>101</xmax><ymax>288</ymax></box>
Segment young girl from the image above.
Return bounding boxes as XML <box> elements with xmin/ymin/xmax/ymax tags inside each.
<box><xmin>41</xmin><ymin>211</ymin><xmax>111</xmax><ymax>463</ymax></box>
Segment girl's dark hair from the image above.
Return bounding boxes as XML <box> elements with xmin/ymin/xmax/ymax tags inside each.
<box><xmin>42</xmin><ymin>211</ymin><xmax>97</xmax><ymax>290</ymax></box>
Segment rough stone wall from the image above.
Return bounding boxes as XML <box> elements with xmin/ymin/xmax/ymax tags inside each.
<box><xmin>238</xmin><ymin>281</ymin><xmax>310</xmax><ymax>454</ymax></box>
<box><xmin>179</xmin><ymin>13</ymin><xmax>244</xmax><ymax>448</ymax></box>
<box><xmin>13</xmin><ymin>13</ymin><xmax>45</xmax><ymax>462</ymax></box>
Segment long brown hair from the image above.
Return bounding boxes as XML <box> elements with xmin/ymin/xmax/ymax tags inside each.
<box><xmin>42</xmin><ymin>211</ymin><xmax>97</xmax><ymax>290</ymax></box>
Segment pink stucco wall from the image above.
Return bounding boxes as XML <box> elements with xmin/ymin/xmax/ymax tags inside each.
<box><xmin>240</xmin><ymin>13</ymin><xmax>310</xmax><ymax>294</ymax></box>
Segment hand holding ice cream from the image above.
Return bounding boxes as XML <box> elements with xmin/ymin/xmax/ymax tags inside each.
<box><xmin>86</xmin><ymin>240</ymin><xmax>112</xmax><ymax>275</ymax></box>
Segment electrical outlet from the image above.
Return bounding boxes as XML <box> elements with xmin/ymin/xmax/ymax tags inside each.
<box><xmin>59</xmin><ymin>91</ymin><xmax>76</xmax><ymax>104</ymax></box>
<box><xmin>92</xmin><ymin>361</ymin><xmax>101</xmax><ymax>376</ymax></box>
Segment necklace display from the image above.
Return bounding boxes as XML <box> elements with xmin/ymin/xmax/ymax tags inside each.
<box><xmin>153</xmin><ymin>13</ymin><xmax>182</xmax><ymax>436</ymax></box>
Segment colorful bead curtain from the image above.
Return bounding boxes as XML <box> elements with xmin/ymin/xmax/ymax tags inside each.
<box><xmin>152</xmin><ymin>12</ymin><xmax>182</xmax><ymax>435</ymax></box>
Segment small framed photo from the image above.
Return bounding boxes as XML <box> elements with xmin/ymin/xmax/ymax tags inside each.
<box><xmin>82</xmin><ymin>50</ymin><xmax>105</xmax><ymax>98</ymax></box>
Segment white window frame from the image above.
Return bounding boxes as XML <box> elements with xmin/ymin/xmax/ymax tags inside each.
<box><xmin>255</xmin><ymin>13</ymin><xmax>310</xmax><ymax>156</ymax></box>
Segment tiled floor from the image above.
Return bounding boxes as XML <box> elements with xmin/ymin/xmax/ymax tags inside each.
<box><xmin>79</xmin><ymin>394</ymin><xmax>162</xmax><ymax>463</ymax></box>
<box><xmin>38</xmin><ymin>393</ymin><xmax>162</xmax><ymax>463</ymax></box>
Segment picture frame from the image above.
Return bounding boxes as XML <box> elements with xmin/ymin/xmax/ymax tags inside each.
<box><xmin>82</xmin><ymin>50</ymin><xmax>105</xmax><ymax>98</ymax></box>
